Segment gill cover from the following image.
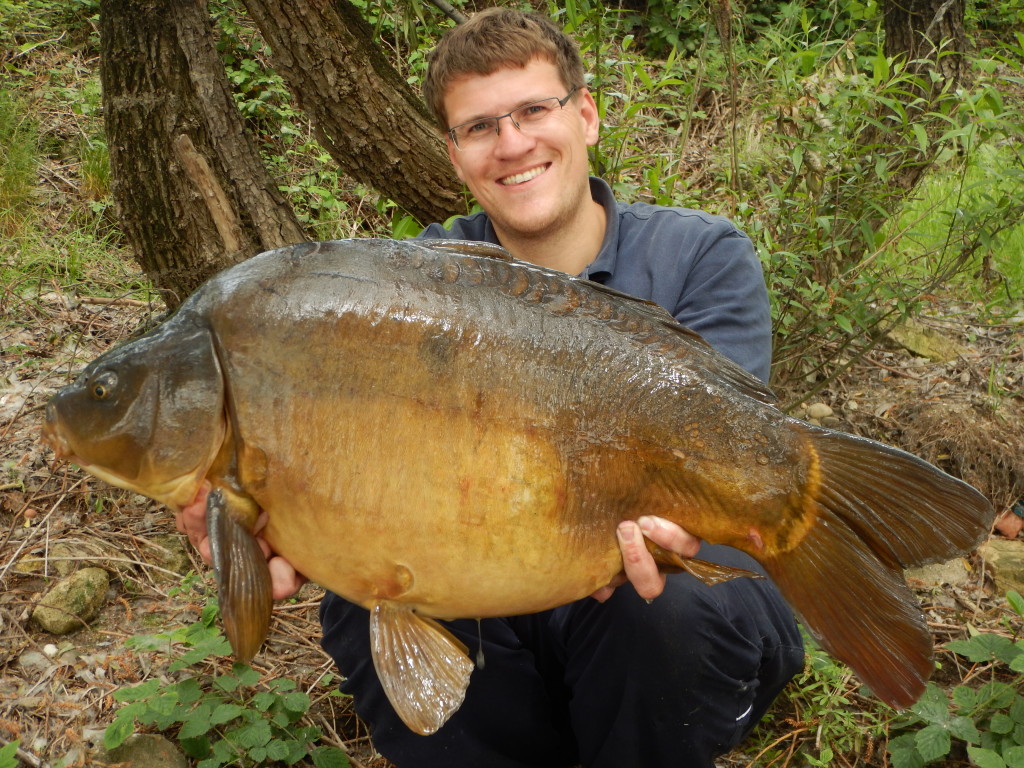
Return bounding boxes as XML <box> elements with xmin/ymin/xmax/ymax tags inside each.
<box><xmin>45</xmin><ymin>318</ymin><xmax>225</xmax><ymax>507</ymax></box>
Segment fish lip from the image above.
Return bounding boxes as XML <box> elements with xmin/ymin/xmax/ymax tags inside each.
<box><xmin>41</xmin><ymin>403</ymin><xmax>75</xmax><ymax>461</ymax></box>
<box><xmin>40</xmin><ymin>422</ymin><xmax>72</xmax><ymax>461</ymax></box>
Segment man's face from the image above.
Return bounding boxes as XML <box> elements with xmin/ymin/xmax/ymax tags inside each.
<box><xmin>443</xmin><ymin>57</ymin><xmax>600</xmax><ymax>242</ymax></box>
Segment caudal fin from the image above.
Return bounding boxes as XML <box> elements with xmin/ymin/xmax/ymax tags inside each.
<box><xmin>760</xmin><ymin>427</ymin><xmax>993</xmax><ymax>708</ymax></box>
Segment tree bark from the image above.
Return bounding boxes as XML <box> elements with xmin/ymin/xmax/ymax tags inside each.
<box><xmin>240</xmin><ymin>0</ymin><xmax>466</xmax><ymax>227</ymax></box>
<box><xmin>884</xmin><ymin>0</ymin><xmax>965</xmax><ymax>84</ymax></box>
<box><xmin>100</xmin><ymin>0</ymin><xmax>307</xmax><ymax>308</ymax></box>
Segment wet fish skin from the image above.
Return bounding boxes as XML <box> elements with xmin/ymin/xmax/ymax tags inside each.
<box><xmin>43</xmin><ymin>238</ymin><xmax>994</xmax><ymax>734</ymax></box>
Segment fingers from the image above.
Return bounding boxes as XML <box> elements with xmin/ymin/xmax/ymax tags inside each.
<box><xmin>617</xmin><ymin>519</ymin><xmax>664</xmax><ymax>601</ymax></box>
<box><xmin>175</xmin><ymin>482</ymin><xmax>213</xmax><ymax>564</ymax></box>
<box><xmin>268</xmin><ymin>555</ymin><xmax>308</xmax><ymax>600</ymax></box>
<box><xmin>595</xmin><ymin>516</ymin><xmax>702</xmax><ymax>603</ymax></box>
<box><xmin>638</xmin><ymin>515</ymin><xmax>701</xmax><ymax>559</ymax></box>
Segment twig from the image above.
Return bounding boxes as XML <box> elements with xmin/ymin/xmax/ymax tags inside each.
<box><xmin>78</xmin><ymin>296</ymin><xmax>150</xmax><ymax>308</ymax></box>
<box><xmin>423</xmin><ymin>0</ymin><xmax>468</xmax><ymax>24</ymax></box>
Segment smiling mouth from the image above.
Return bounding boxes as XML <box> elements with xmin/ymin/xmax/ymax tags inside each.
<box><xmin>500</xmin><ymin>165</ymin><xmax>547</xmax><ymax>186</ymax></box>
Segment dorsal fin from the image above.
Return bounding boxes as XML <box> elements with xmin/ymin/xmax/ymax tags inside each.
<box><xmin>576</xmin><ymin>278</ymin><xmax>778</xmax><ymax>405</ymax></box>
<box><xmin>415</xmin><ymin>238</ymin><xmax>778</xmax><ymax>406</ymax></box>
<box><xmin>417</xmin><ymin>239</ymin><xmax>514</xmax><ymax>261</ymax></box>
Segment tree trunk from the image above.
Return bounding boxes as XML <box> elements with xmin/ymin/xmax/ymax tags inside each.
<box><xmin>240</xmin><ymin>0</ymin><xmax>465</xmax><ymax>227</ymax></box>
<box><xmin>884</xmin><ymin>0</ymin><xmax>965</xmax><ymax>84</ymax></box>
<box><xmin>100</xmin><ymin>0</ymin><xmax>307</xmax><ymax>308</ymax></box>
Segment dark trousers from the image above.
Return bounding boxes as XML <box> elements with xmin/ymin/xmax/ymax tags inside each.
<box><xmin>319</xmin><ymin>543</ymin><xmax>804</xmax><ymax>768</ymax></box>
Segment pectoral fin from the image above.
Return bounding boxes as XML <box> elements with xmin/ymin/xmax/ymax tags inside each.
<box><xmin>645</xmin><ymin>538</ymin><xmax>764</xmax><ymax>585</ymax></box>
<box><xmin>369</xmin><ymin>602</ymin><xmax>474</xmax><ymax>736</ymax></box>
<box><xmin>207</xmin><ymin>488</ymin><xmax>273</xmax><ymax>662</ymax></box>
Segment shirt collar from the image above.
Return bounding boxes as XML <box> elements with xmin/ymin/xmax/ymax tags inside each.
<box><xmin>579</xmin><ymin>176</ymin><xmax>620</xmax><ymax>281</ymax></box>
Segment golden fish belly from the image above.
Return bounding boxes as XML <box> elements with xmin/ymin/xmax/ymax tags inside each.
<box><xmin>252</xmin><ymin>393</ymin><xmax>623</xmax><ymax>619</ymax></box>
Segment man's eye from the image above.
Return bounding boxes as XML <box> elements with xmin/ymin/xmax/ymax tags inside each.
<box><xmin>466</xmin><ymin>120</ymin><xmax>493</xmax><ymax>134</ymax></box>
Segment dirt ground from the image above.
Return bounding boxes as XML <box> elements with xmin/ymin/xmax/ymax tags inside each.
<box><xmin>1</xmin><ymin>276</ymin><xmax>1022</xmax><ymax>767</ymax></box>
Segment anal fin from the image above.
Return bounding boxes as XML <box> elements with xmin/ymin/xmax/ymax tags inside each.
<box><xmin>369</xmin><ymin>602</ymin><xmax>474</xmax><ymax>735</ymax></box>
<box><xmin>645</xmin><ymin>538</ymin><xmax>764</xmax><ymax>586</ymax></box>
<box><xmin>207</xmin><ymin>488</ymin><xmax>273</xmax><ymax>662</ymax></box>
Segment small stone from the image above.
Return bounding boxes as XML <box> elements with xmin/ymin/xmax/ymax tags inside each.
<box><xmin>95</xmin><ymin>734</ymin><xmax>188</xmax><ymax>768</ymax></box>
<box><xmin>42</xmin><ymin>643</ymin><xmax>59</xmax><ymax>658</ymax></box>
<box><xmin>149</xmin><ymin>534</ymin><xmax>192</xmax><ymax>578</ymax></box>
<box><xmin>31</xmin><ymin>567</ymin><xmax>110</xmax><ymax>635</ymax></box>
<box><xmin>844</xmin><ymin>400</ymin><xmax>859</xmax><ymax>412</ymax></box>
<box><xmin>905</xmin><ymin>558</ymin><xmax>973</xmax><ymax>588</ymax></box>
<box><xmin>806</xmin><ymin>403</ymin><xmax>834</xmax><ymax>420</ymax></box>
<box><xmin>980</xmin><ymin>540</ymin><xmax>1024</xmax><ymax>597</ymax></box>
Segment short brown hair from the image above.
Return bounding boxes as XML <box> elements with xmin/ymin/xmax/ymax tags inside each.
<box><xmin>422</xmin><ymin>7</ymin><xmax>586</xmax><ymax>131</ymax></box>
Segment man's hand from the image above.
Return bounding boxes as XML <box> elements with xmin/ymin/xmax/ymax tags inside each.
<box><xmin>591</xmin><ymin>516</ymin><xmax>700</xmax><ymax>603</ymax></box>
<box><xmin>174</xmin><ymin>483</ymin><xmax>307</xmax><ymax>600</ymax></box>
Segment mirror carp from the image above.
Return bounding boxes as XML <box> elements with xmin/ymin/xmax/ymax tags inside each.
<box><xmin>43</xmin><ymin>238</ymin><xmax>994</xmax><ymax>735</ymax></box>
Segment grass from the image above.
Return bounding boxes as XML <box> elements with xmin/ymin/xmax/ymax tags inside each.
<box><xmin>888</xmin><ymin>142</ymin><xmax>1024</xmax><ymax>303</ymax></box>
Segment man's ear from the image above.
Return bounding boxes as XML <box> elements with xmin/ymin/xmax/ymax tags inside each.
<box><xmin>578</xmin><ymin>88</ymin><xmax>601</xmax><ymax>147</ymax></box>
<box><xmin>447</xmin><ymin>138</ymin><xmax>467</xmax><ymax>182</ymax></box>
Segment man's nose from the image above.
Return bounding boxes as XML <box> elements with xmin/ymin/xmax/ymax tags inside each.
<box><xmin>493</xmin><ymin>116</ymin><xmax>534</xmax><ymax>154</ymax></box>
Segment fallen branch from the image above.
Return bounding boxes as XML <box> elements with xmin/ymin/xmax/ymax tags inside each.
<box><xmin>78</xmin><ymin>296</ymin><xmax>150</xmax><ymax>308</ymax></box>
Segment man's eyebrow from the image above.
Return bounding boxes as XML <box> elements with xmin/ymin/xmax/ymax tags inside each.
<box><xmin>455</xmin><ymin>96</ymin><xmax>551</xmax><ymax>123</ymax></box>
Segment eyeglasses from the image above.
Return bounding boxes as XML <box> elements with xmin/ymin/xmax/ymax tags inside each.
<box><xmin>447</xmin><ymin>87</ymin><xmax>580</xmax><ymax>151</ymax></box>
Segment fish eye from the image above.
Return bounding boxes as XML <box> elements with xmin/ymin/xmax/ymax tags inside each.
<box><xmin>90</xmin><ymin>372</ymin><xmax>118</xmax><ymax>401</ymax></box>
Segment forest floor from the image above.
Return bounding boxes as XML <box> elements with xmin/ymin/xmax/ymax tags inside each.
<box><xmin>1</xmin><ymin>252</ymin><xmax>1022</xmax><ymax>768</ymax></box>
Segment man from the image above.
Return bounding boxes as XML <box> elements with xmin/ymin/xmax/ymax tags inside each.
<box><xmin>179</xmin><ymin>8</ymin><xmax>803</xmax><ymax>767</ymax></box>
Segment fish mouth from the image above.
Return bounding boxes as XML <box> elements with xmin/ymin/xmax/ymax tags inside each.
<box><xmin>499</xmin><ymin>164</ymin><xmax>548</xmax><ymax>186</ymax></box>
<box><xmin>41</xmin><ymin>405</ymin><xmax>73</xmax><ymax>461</ymax></box>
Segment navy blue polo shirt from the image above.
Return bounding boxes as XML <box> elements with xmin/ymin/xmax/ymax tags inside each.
<box><xmin>418</xmin><ymin>177</ymin><xmax>772</xmax><ymax>383</ymax></box>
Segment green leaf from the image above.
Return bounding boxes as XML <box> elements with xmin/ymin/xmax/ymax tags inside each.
<box><xmin>233</xmin><ymin>663</ymin><xmax>261</xmax><ymax>687</ymax></box>
<box><xmin>179</xmin><ymin>735</ymin><xmax>211</xmax><ymax>759</ymax></box>
<box><xmin>0</xmin><ymin>739</ymin><xmax>19</xmax><ymax>768</ymax></box>
<box><xmin>266</xmin><ymin>739</ymin><xmax>294</xmax><ymax>761</ymax></box>
<box><xmin>1010</xmin><ymin>697</ymin><xmax>1024</xmax><ymax>725</ymax></box>
<box><xmin>993</xmin><ymin>713</ymin><xmax>1017</xmax><ymax>735</ymax></box>
<box><xmin>282</xmin><ymin>691</ymin><xmax>311</xmax><ymax>714</ymax></box>
<box><xmin>311</xmin><ymin>745</ymin><xmax>352</xmax><ymax>768</ymax></box>
<box><xmin>232</xmin><ymin>720</ymin><xmax>273</xmax><ymax>748</ymax></box>
<box><xmin>1005</xmin><ymin>745</ymin><xmax>1024</xmax><ymax>768</ymax></box>
<box><xmin>103</xmin><ymin>716</ymin><xmax>136</xmax><ymax>751</ymax></box>
<box><xmin>913</xmin><ymin>684</ymin><xmax>952</xmax><ymax>724</ymax></box>
<box><xmin>916</xmin><ymin>724</ymin><xmax>951</xmax><ymax>763</ymax></box>
<box><xmin>980</xmin><ymin>682</ymin><xmax>1017</xmax><ymax>710</ymax></box>
<box><xmin>178</xmin><ymin>708</ymin><xmax>214</xmax><ymax>739</ymax></box>
<box><xmin>948</xmin><ymin>635</ymin><xmax>1017</xmax><ymax>663</ymax></box>
<box><xmin>1007</xmin><ymin>591</ymin><xmax>1024</xmax><ymax>618</ymax></box>
<box><xmin>210</xmin><ymin>703</ymin><xmax>245</xmax><ymax>726</ymax></box>
<box><xmin>950</xmin><ymin>715</ymin><xmax>983</xmax><ymax>744</ymax></box>
<box><xmin>957</xmin><ymin>686</ymin><xmax>982</xmax><ymax>710</ymax></box>
<box><xmin>968</xmin><ymin>745</ymin><xmax>1007</xmax><ymax>768</ymax></box>
<box><xmin>889</xmin><ymin>745</ymin><xmax>925</xmax><ymax>768</ymax></box>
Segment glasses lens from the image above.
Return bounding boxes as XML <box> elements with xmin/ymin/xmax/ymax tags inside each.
<box><xmin>450</xmin><ymin>91</ymin><xmax>575</xmax><ymax>150</ymax></box>
<box><xmin>512</xmin><ymin>98</ymin><xmax>559</xmax><ymax>128</ymax></box>
<box><xmin>453</xmin><ymin>118</ymin><xmax>498</xmax><ymax>148</ymax></box>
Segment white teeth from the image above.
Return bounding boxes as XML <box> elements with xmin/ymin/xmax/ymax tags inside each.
<box><xmin>501</xmin><ymin>166</ymin><xmax>545</xmax><ymax>185</ymax></box>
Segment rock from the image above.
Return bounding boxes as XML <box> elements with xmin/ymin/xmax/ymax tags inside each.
<box><xmin>979</xmin><ymin>539</ymin><xmax>1024</xmax><ymax>597</ymax></box>
<box><xmin>95</xmin><ymin>734</ymin><xmax>188</xmax><ymax>768</ymax></box>
<box><xmin>886</xmin><ymin>318</ymin><xmax>967</xmax><ymax>363</ymax></box>
<box><xmin>806</xmin><ymin>402</ymin><xmax>833</xmax><ymax>420</ymax></box>
<box><xmin>31</xmin><ymin>567</ymin><xmax>109</xmax><ymax>635</ymax></box>
<box><xmin>149</xmin><ymin>534</ymin><xmax>192</xmax><ymax>579</ymax></box>
<box><xmin>905</xmin><ymin>558</ymin><xmax>974</xmax><ymax>588</ymax></box>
